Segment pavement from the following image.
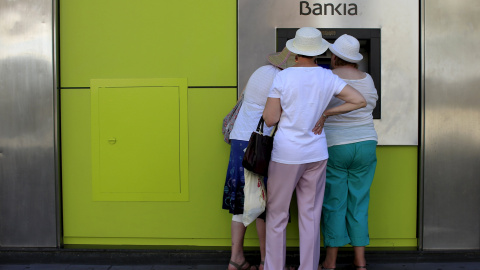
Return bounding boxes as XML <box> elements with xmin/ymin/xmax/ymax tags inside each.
<box><xmin>1</xmin><ymin>248</ymin><xmax>480</xmax><ymax>270</ymax></box>
<box><xmin>2</xmin><ymin>262</ymin><xmax>480</xmax><ymax>270</ymax></box>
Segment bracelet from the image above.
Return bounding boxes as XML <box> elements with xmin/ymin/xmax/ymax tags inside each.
<box><xmin>322</xmin><ymin>113</ymin><xmax>328</xmax><ymax>118</ymax></box>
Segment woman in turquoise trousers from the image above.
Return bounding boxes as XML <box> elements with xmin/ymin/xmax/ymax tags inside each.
<box><xmin>315</xmin><ymin>34</ymin><xmax>378</xmax><ymax>270</ymax></box>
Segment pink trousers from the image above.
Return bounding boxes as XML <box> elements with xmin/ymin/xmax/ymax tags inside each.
<box><xmin>264</xmin><ymin>160</ymin><xmax>327</xmax><ymax>270</ymax></box>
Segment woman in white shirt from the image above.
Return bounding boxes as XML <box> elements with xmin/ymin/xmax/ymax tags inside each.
<box><xmin>262</xmin><ymin>27</ymin><xmax>366</xmax><ymax>270</ymax></box>
<box><xmin>223</xmin><ymin>47</ymin><xmax>296</xmax><ymax>270</ymax></box>
<box><xmin>318</xmin><ymin>34</ymin><xmax>378</xmax><ymax>270</ymax></box>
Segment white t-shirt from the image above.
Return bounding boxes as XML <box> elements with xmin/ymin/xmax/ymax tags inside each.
<box><xmin>324</xmin><ymin>73</ymin><xmax>378</xmax><ymax>147</ymax></box>
<box><xmin>230</xmin><ymin>65</ymin><xmax>279</xmax><ymax>141</ymax></box>
<box><xmin>268</xmin><ymin>67</ymin><xmax>347</xmax><ymax>164</ymax></box>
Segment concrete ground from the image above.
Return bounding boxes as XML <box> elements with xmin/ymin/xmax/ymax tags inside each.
<box><xmin>1</xmin><ymin>248</ymin><xmax>479</xmax><ymax>270</ymax></box>
<box><xmin>1</xmin><ymin>262</ymin><xmax>480</xmax><ymax>270</ymax></box>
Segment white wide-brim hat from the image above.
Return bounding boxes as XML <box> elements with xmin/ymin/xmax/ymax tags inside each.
<box><xmin>329</xmin><ymin>34</ymin><xmax>363</xmax><ymax>63</ymax></box>
<box><xmin>286</xmin><ymin>27</ymin><xmax>330</xmax><ymax>57</ymax></box>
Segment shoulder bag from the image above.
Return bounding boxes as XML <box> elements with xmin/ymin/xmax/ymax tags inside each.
<box><xmin>242</xmin><ymin>117</ymin><xmax>277</xmax><ymax>176</ymax></box>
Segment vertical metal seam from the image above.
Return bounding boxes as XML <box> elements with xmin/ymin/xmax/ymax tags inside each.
<box><xmin>53</xmin><ymin>0</ymin><xmax>64</xmax><ymax>248</ymax></box>
<box><xmin>418</xmin><ymin>0</ymin><xmax>426</xmax><ymax>251</ymax></box>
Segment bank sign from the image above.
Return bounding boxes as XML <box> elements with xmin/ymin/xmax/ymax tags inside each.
<box><xmin>300</xmin><ymin>1</ymin><xmax>358</xmax><ymax>16</ymax></box>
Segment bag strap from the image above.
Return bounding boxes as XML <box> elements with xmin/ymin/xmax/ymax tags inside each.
<box><xmin>270</xmin><ymin>124</ymin><xmax>278</xmax><ymax>137</ymax></box>
<box><xmin>256</xmin><ymin>117</ymin><xmax>265</xmax><ymax>134</ymax></box>
<box><xmin>257</xmin><ymin>117</ymin><xmax>278</xmax><ymax>137</ymax></box>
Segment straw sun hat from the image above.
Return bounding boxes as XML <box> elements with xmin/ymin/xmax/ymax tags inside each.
<box><xmin>286</xmin><ymin>27</ymin><xmax>330</xmax><ymax>57</ymax></box>
<box><xmin>267</xmin><ymin>47</ymin><xmax>296</xmax><ymax>69</ymax></box>
<box><xmin>329</xmin><ymin>34</ymin><xmax>363</xmax><ymax>63</ymax></box>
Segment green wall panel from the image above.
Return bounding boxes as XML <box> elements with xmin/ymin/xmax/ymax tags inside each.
<box><xmin>59</xmin><ymin>0</ymin><xmax>236</xmax><ymax>88</ymax></box>
<box><xmin>369</xmin><ymin>146</ymin><xmax>418</xmax><ymax>247</ymax></box>
<box><xmin>62</xmin><ymin>87</ymin><xmax>417</xmax><ymax>246</ymax></box>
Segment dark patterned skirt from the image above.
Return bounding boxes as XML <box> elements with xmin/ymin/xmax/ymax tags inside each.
<box><xmin>222</xmin><ymin>139</ymin><xmax>267</xmax><ymax>218</ymax></box>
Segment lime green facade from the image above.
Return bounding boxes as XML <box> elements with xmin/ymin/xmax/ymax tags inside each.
<box><xmin>60</xmin><ymin>0</ymin><xmax>417</xmax><ymax>247</ymax></box>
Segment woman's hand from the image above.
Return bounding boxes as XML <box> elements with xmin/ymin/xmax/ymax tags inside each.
<box><xmin>312</xmin><ymin>113</ymin><xmax>328</xmax><ymax>135</ymax></box>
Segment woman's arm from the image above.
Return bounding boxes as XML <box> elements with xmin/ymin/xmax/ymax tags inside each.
<box><xmin>326</xmin><ymin>84</ymin><xmax>367</xmax><ymax>115</ymax></box>
<box><xmin>312</xmin><ymin>85</ymin><xmax>366</xmax><ymax>134</ymax></box>
<box><xmin>263</xmin><ymin>97</ymin><xmax>282</xmax><ymax>127</ymax></box>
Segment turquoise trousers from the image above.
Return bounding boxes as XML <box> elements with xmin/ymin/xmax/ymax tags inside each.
<box><xmin>321</xmin><ymin>140</ymin><xmax>377</xmax><ymax>247</ymax></box>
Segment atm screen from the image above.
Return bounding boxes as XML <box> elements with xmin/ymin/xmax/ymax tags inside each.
<box><xmin>276</xmin><ymin>28</ymin><xmax>381</xmax><ymax>119</ymax></box>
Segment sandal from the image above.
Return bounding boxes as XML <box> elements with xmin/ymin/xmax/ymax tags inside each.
<box><xmin>352</xmin><ymin>264</ymin><xmax>367</xmax><ymax>269</ymax></box>
<box><xmin>228</xmin><ymin>260</ymin><xmax>259</xmax><ymax>270</ymax></box>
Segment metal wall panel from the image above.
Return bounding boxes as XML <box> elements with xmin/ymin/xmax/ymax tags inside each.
<box><xmin>0</xmin><ymin>0</ymin><xmax>58</xmax><ymax>247</ymax></box>
<box><xmin>238</xmin><ymin>0</ymin><xmax>419</xmax><ymax>145</ymax></box>
<box><xmin>422</xmin><ymin>0</ymin><xmax>480</xmax><ymax>249</ymax></box>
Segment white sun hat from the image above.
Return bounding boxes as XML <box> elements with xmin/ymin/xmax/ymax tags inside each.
<box><xmin>329</xmin><ymin>34</ymin><xmax>363</xmax><ymax>63</ymax></box>
<box><xmin>286</xmin><ymin>27</ymin><xmax>330</xmax><ymax>57</ymax></box>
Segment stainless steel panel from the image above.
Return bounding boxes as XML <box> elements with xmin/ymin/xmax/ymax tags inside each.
<box><xmin>0</xmin><ymin>0</ymin><xmax>58</xmax><ymax>247</ymax></box>
<box><xmin>422</xmin><ymin>0</ymin><xmax>480</xmax><ymax>250</ymax></box>
<box><xmin>238</xmin><ymin>0</ymin><xmax>419</xmax><ymax>145</ymax></box>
